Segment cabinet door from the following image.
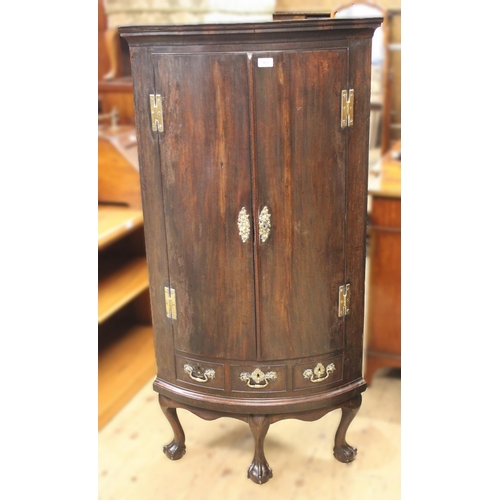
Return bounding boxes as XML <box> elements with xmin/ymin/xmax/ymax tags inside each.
<box><xmin>253</xmin><ymin>49</ymin><xmax>347</xmax><ymax>360</ymax></box>
<box><xmin>153</xmin><ymin>53</ymin><xmax>256</xmax><ymax>360</ymax></box>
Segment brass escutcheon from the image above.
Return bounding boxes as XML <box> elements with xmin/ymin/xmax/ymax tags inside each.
<box><xmin>258</xmin><ymin>206</ymin><xmax>271</xmax><ymax>243</ymax></box>
<box><xmin>237</xmin><ymin>207</ymin><xmax>251</xmax><ymax>243</ymax></box>
<box><xmin>239</xmin><ymin>367</ymin><xmax>277</xmax><ymax>388</ymax></box>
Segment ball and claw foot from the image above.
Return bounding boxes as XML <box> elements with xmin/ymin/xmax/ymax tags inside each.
<box><xmin>159</xmin><ymin>398</ymin><xmax>187</xmax><ymax>461</ymax></box>
<box><xmin>247</xmin><ymin>461</ymin><xmax>273</xmax><ymax>485</ymax></box>
<box><xmin>163</xmin><ymin>441</ymin><xmax>186</xmax><ymax>461</ymax></box>
<box><xmin>333</xmin><ymin>443</ymin><xmax>357</xmax><ymax>463</ymax></box>
<box><xmin>247</xmin><ymin>416</ymin><xmax>273</xmax><ymax>485</ymax></box>
<box><xmin>333</xmin><ymin>395</ymin><xmax>362</xmax><ymax>464</ymax></box>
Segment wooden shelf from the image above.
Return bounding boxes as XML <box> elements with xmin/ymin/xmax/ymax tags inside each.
<box><xmin>98</xmin><ymin>205</ymin><xmax>143</xmax><ymax>250</ymax></box>
<box><xmin>98</xmin><ymin>324</ymin><xmax>156</xmax><ymax>430</ymax></box>
<box><xmin>98</xmin><ymin>96</ymin><xmax>153</xmax><ymax>430</ymax></box>
<box><xmin>98</xmin><ymin>256</ymin><xmax>149</xmax><ymax>324</ymax></box>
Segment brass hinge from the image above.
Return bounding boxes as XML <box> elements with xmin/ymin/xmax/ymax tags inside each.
<box><xmin>338</xmin><ymin>284</ymin><xmax>351</xmax><ymax>317</ymax></box>
<box><xmin>165</xmin><ymin>286</ymin><xmax>177</xmax><ymax>319</ymax></box>
<box><xmin>341</xmin><ymin>89</ymin><xmax>354</xmax><ymax>128</ymax></box>
<box><xmin>150</xmin><ymin>94</ymin><xmax>164</xmax><ymax>132</ymax></box>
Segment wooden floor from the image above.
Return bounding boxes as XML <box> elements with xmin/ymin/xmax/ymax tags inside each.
<box><xmin>98</xmin><ymin>368</ymin><xmax>401</xmax><ymax>499</ymax></box>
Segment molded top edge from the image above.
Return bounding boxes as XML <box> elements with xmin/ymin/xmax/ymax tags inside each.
<box><xmin>118</xmin><ymin>17</ymin><xmax>382</xmax><ymax>39</ymax></box>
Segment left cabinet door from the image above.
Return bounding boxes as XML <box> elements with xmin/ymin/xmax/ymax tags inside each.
<box><xmin>153</xmin><ymin>52</ymin><xmax>257</xmax><ymax>361</ymax></box>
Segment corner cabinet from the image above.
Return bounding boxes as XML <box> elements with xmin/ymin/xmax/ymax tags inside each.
<box><xmin>120</xmin><ymin>18</ymin><xmax>381</xmax><ymax>485</ymax></box>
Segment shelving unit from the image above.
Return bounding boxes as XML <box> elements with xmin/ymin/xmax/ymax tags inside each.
<box><xmin>98</xmin><ymin>205</ymin><xmax>143</xmax><ymax>250</ymax></box>
<box><xmin>98</xmin><ymin>127</ymin><xmax>156</xmax><ymax>431</ymax></box>
<box><xmin>98</xmin><ymin>205</ymin><xmax>156</xmax><ymax>430</ymax></box>
<box><xmin>98</xmin><ymin>213</ymin><xmax>149</xmax><ymax>324</ymax></box>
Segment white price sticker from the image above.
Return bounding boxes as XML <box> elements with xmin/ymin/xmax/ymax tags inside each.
<box><xmin>258</xmin><ymin>58</ymin><xmax>274</xmax><ymax>68</ymax></box>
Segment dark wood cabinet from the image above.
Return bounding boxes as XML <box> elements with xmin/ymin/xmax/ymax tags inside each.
<box><xmin>120</xmin><ymin>17</ymin><xmax>381</xmax><ymax>484</ymax></box>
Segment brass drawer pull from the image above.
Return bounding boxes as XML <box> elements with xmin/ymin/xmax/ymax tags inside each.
<box><xmin>258</xmin><ymin>206</ymin><xmax>271</xmax><ymax>243</ymax></box>
<box><xmin>237</xmin><ymin>207</ymin><xmax>251</xmax><ymax>243</ymax></box>
<box><xmin>240</xmin><ymin>368</ymin><xmax>277</xmax><ymax>388</ymax></box>
<box><xmin>303</xmin><ymin>362</ymin><xmax>335</xmax><ymax>383</ymax></box>
<box><xmin>184</xmin><ymin>363</ymin><xmax>216</xmax><ymax>383</ymax></box>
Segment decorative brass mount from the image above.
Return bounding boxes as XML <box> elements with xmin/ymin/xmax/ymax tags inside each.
<box><xmin>341</xmin><ymin>89</ymin><xmax>354</xmax><ymax>128</ymax></box>
<box><xmin>184</xmin><ymin>363</ymin><xmax>216</xmax><ymax>383</ymax></box>
<box><xmin>239</xmin><ymin>368</ymin><xmax>277</xmax><ymax>388</ymax></box>
<box><xmin>303</xmin><ymin>362</ymin><xmax>336</xmax><ymax>383</ymax></box>
<box><xmin>338</xmin><ymin>284</ymin><xmax>351</xmax><ymax>317</ymax></box>
<box><xmin>258</xmin><ymin>206</ymin><xmax>271</xmax><ymax>243</ymax></box>
<box><xmin>165</xmin><ymin>287</ymin><xmax>177</xmax><ymax>319</ymax></box>
<box><xmin>238</xmin><ymin>207</ymin><xmax>251</xmax><ymax>243</ymax></box>
<box><xmin>149</xmin><ymin>94</ymin><xmax>164</xmax><ymax>132</ymax></box>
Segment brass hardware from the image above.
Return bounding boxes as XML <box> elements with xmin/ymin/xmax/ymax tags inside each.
<box><xmin>165</xmin><ymin>286</ymin><xmax>177</xmax><ymax>319</ymax></box>
<box><xmin>237</xmin><ymin>207</ymin><xmax>251</xmax><ymax>243</ymax></box>
<box><xmin>183</xmin><ymin>363</ymin><xmax>216</xmax><ymax>383</ymax></box>
<box><xmin>258</xmin><ymin>206</ymin><xmax>271</xmax><ymax>243</ymax></box>
<box><xmin>338</xmin><ymin>284</ymin><xmax>350</xmax><ymax>317</ymax></box>
<box><xmin>303</xmin><ymin>362</ymin><xmax>336</xmax><ymax>383</ymax></box>
<box><xmin>150</xmin><ymin>94</ymin><xmax>164</xmax><ymax>132</ymax></box>
<box><xmin>239</xmin><ymin>368</ymin><xmax>277</xmax><ymax>388</ymax></box>
<box><xmin>341</xmin><ymin>89</ymin><xmax>354</xmax><ymax>128</ymax></box>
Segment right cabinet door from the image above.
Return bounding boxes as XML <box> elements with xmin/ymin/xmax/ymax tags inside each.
<box><xmin>253</xmin><ymin>49</ymin><xmax>348</xmax><ymax>361</ymax></box>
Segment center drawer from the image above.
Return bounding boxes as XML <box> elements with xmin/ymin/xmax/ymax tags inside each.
<box><xmin>230</xmin><ymin>363</ymin><xmax>287</xmax><ymax>393</ymax></box>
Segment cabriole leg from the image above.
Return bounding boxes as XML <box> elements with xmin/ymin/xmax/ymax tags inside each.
<box><xmin>247</xmin><ymin>416</ymin><xmax>273</xmax><ymax>485</ymax></box>
<box><xmin>333</xmin><ymin>395</ymin><xmax>362</xmax><ymax>463</ymax></box>
<box><xmin>159</xmin><ymin>395</ymin><xmax>186</xmax><ymax>460</ymax></box>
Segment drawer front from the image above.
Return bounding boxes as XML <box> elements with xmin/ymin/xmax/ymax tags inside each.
<box><xmin>230</xmin><ymin>364</ymin><xmax>286</xmax><ymax>393</ymax></box>
<box><xmin>292</xmin><ymin>355</ymin><xmax>343</xmax><ymax>391</ymax></box>
<box><xmin>175</xmin><ymin>355</ymin><xmax>225</xmax><ymax>390</ymax></box>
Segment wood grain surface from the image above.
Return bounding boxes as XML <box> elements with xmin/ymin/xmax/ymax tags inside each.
<box><xmin>155</xmin><ymin>52</ymin><xmax>256</xmax><ymax>361</ymax></box>
<box><xmin>254</xmin><ymin>48</ymin><xmax>347</xmax><ymax>360</ymax></box>
<box><xmin>120</xmin><ymin>16</ymin><xmax>380</xmax><ymax>419</ymax></box>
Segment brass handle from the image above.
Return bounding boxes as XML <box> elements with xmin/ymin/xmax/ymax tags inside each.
<box><xmin>237</xmin><ymin>207</ymin><xmax>251</xmax><ymax>243</ymax></box>
<box><xmin>184</xmin><ymin>364</ymin><xmax>216</xmax><ymax>383</ymax></box>
<box><xmin>303</xmin><ymin>363</ymin><xmax>335</xmax><ymax>383</ymax></box>
<box><xmin>258</xmin><ymin>206</ymin><xmax>271</xmax><ymax>243</ymax></box>
<box><xmin>239</xmin><ymin>368</ymin><xmax>277</xmax><ymax>388</ymax></box>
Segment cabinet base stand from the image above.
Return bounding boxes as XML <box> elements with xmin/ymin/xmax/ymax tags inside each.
<box><xmin>158</xmin><ymin>393</ymin><xmax>362</xmax><ymax>484</ymax></box>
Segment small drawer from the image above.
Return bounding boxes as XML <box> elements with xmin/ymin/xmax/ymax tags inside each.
<box><xmin>292</xmin><ymin>355</ymin><xmax>343</xmax><ymax>391</ymax></box>
<box><xmin>231</xmin><ymin>364</ymin><xmax>286</xmax><ymax>393</ymax></box>
<box><xmin>175</xmin><ymin>355</ymin><xmax>225</xmax><ymax>390</ymax></box>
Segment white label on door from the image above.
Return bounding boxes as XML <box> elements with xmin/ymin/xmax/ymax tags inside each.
<box><xmin>258</xmin><ymin>58</ymin><xmax>273</xmax><ymax>68</ymax></box>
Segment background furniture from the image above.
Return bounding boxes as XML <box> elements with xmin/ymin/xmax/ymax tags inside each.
<box><xmin>98</xmin><ymin>0</ymin><xmax>134</xmax><ymax>126</ymax></box>
<box><xmin>120</xmin><ymin>17</ymin><xmax>380</xmax><ymax>483</ymax></box>
<box><xmin>365</xmin><ymin>139</ymin><xmax>401</xmax><ymax>384</ymax></box>
<box><xmin>98</xmin><ymin>124</ymin><xmax>155</xmax><ymax>429</ymax></box>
